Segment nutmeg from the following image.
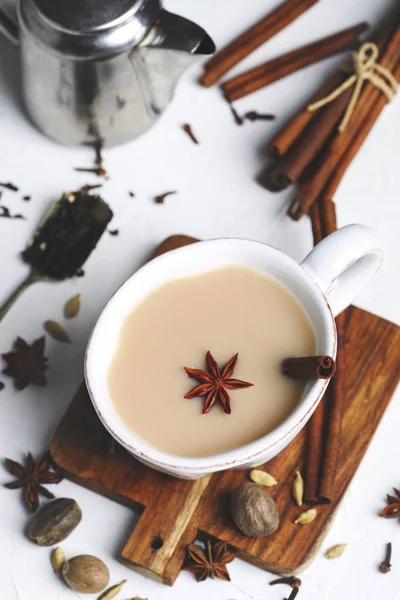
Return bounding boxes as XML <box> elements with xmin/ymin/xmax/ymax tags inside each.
<box><xmin>62</xmin><ymin>555</ymin><xmax>109</xmax><ymax>593</ymax></box>
<box><xmin>27</xmin><ymin>498</ymin><xmax>82</xmax><ymax>546</ymax></box>
<box><xmin>231</xmin><ymin>482</ymin><xmax>279</xmax><ymax>537</ymax></box>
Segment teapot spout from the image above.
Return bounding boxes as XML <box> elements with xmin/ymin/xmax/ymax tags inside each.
<box><xmin>142</xmin><ymin>10</ymin><xmax>215</xmax><ymax>56</ymax></box>
<box><xmin>132</xmin><ymin>10</ymin><xmax>215</xmax><ymax>115</ymax></box>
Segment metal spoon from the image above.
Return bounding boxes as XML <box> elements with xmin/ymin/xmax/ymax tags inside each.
<box><xmin>0</xmin><ymin>188</ymin><xmax>113</xmax><ymax>322</ymax></box>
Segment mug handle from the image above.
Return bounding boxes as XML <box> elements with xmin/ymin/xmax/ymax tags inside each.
<box><xmin>301</xmin><ymin>224</ymin><xmax>383</xmax><ymax>317</ymax></box>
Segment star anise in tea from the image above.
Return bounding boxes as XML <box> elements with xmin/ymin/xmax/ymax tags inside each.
<box><xmin>184</xmin><ymin>541</ymin><xmax>236</xmax><ymax>582</ymax></box>
<box><xmin>2</xmin><ymin>336</ymin><xmax>49</xmax><ymax>390</ymax></box>
<box><xmin>184</xmin><ymin>351</ymin><xmax>253</xmax><ymax>414</ymax></box>
<box><xmin>4</xmin><ymin>451</ymin><xmax>63</xmax><ymax>512</ymax></box>
<box><xmin>379</xmin><ymin>488</ymin><xmax>400</xmax><ymax>519</ymax></box>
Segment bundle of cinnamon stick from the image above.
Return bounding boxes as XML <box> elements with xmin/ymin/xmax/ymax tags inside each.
<box><xmin>263</xmin><ymin>14</ymin><xmax>400</xmax><ymax>221</ymax></box>
<box><xmin>200</xmin><ymin>0</ymin><xmax>367</xmax><ymax>104</ymax></box>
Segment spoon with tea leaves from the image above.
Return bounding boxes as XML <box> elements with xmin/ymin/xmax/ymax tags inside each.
<box><xmin>0</xmin><ymin>188</ymin><xmax>113</xmax><ymax>322</ymax></box>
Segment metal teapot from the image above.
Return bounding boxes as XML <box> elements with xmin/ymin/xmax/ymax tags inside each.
<box><xmin>0</xmin><ymin>0</ymin><xmax>215</xmax><ymax>146</ymax></box>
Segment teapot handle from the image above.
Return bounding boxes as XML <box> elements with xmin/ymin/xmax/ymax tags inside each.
<box><xmin>0</xmin><ymin>5</ymin><xmax>19</xmax><ymax>44</ymax></box>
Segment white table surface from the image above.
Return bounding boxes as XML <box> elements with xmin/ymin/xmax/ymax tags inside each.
<box><xmin>0</xmin><ymin>1</ymin><xmax>399</xmax><ymax>598</ymax></box>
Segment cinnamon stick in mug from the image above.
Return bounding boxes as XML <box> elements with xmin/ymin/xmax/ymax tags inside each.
<box><xmin>318</xmin><ymin>311</ymin><xmax>346</xmax><ymax>503</ymax></box>
<box><xmin>282</xmin><ymin>355</ymin><xmax>336</xmax><ymax>379</ymax></box>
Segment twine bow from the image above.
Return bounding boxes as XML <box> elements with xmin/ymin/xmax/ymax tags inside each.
<box><xmin>308</xmin><ymin>42</ymin><xmax>398</xmax><ymax>133</ymax></box>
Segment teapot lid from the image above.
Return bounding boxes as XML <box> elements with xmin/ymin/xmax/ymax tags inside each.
<box><xmin>20</xmin><ymin>0</ymin><xmax>161</xmax><ymax>57</ymax></box>
<box><xmin>35</xmin><ymin>0</ymin><xmax>146</xmax><ymax>32</ymax></box>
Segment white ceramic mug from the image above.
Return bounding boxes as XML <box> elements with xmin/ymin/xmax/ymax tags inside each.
<box><xmin>85</xmin><ymin>224</ymin><xmax>383</xmax><ymax>479</ymax></box>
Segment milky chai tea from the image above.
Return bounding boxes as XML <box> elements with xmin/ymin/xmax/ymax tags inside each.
<box><xmin>108</xmin><ymin>266</ymin><xmax>315</xmax><ymax>457</ymax></box>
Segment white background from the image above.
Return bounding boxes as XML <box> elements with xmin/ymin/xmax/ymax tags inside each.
<box><xmin>0</xmin><ymin>0</ymin><xmax>399</xmax><ymax>598</ymax></box>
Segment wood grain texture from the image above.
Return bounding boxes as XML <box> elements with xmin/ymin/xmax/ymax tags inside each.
<box><xmin>51</xmin><ymin>235</ymin><xmax>400</xmax><ymax>585</ymax></box>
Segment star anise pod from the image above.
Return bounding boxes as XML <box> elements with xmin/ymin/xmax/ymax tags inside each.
<box><xmin>2</xmin><ymin>336</ymin><xmax>49</xmax><ymax>390</ymax></box>
<box><xmin>184</xmin><ymin>351</ymin><xmax>253</xmax><ymax>414</ymax></box>
<box><xmin>4</xmin><ymin>451</ymin><xmax>63</xmax><ymax>512</ymax></box>
<box><xmin>184</xmin><ymin>541</ymin><xmax>236</xmax><ymax>582</ymax></box>
<box><xmin>379</xmin><ymin>488</ymin><xmax>400</xmax><ymax>519</ymax></box>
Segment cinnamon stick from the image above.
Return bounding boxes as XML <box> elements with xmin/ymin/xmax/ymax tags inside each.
<box><xmin>304</xmin><ymin>198</ymin><xmax>337</xmax><ymax>505</ymax></box>
<box><xmin>266</xmin><ymin>12</ymin><xmax>397</xmax><ymax>178</ymax></box>
<box><xmin>222</xmin><ymin>23</ymin><xmax>368</xmax><ymax>102</ymax></box>
<box><xmin>268</xmin><ymin>71</ymin><xmax>345</xmax><ymax>157</ymax></box>
<box><xmin>287</xmin><ymin>21</ymin><xmax>400</xmax><ymax>220</ymax></box>
<box><xmin>264</xmin><ymin>88</ymin><xmax>353</xmax><ymax>191</ymax></box>
<box><xmin>304</xmin><ymin>390</ymin><xmax>327</xmax><ymax>505</ymax></box>
<box><xmin>322</xmin><ymin>59</ymin><xmax>400</xmax><ymax>202</ymax></box>
<box><xmin>199</xmin><ymin>0</ymin><xmax>319</xmax><ymax>87</ymax></box>
<box><xmin>318</xmin><ymin>310</ymin><xmax>346</xmax><ymax>503</ymax></box>
<box><xmin>282</xmin><ymin>355</ymin><xmax>336</xmax><ymax>380</ymax></box>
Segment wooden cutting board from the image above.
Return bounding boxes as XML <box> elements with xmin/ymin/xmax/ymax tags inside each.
<box><xmin>51</xmin><ymin>235</ymin><xmax>400</xmax><ymax>585</ymax></box>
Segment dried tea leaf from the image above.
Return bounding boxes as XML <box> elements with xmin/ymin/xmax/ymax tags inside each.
<box><xmin>292</xmin><ymin>470</ymin><xmax>304</xmax><ymax>506</ymax></box>
<box><xmin>64</xmin><ymin>294</ymin><xmax>81</xmax><ymax>319</ymax></box>
<box><xmin>51</xmin><ymin>547</ymin><xmax>66</xmax><ymax>572</ymax></box>
<box><xmin>250</xmin><ymin>469</ymin><xmax>277</xmax><ymax>487</ymax></box>
<box><xmin>325</xmin><ymin>544</ymin><xmax>347</xmax><ymax>559</ymax></box>
<box><xmin>98</xmin><ymin>580</ymin><xmax>127</xmax><ymax>600</ymax></box>
<box><xmin>294</xmin><ymin>508</ymin><xmax>317</xmax><ymax>525</ymax></box>
<box><xmin>44</xmin><ymin>320</ymin><xmax>71</xmax><ymax>344</ymax></box>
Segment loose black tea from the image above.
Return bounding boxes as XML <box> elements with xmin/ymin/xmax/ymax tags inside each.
<box><xmin>23</xmin><ymin>196</ymin><xmax>31</xmax><ymax>201</ymax></box>
<box><xmin>22</xmin><ymin>190</ymin><xmax>113</xmax><ymax>279</ymax></box>
<box><xmin>108</xmin><ymin>229</ymin><xmax>119</xmax><ymax>236</ymax></box>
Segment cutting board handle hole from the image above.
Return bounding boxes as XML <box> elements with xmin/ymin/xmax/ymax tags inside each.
<box><xmin>150</xmin><ymin>535</ymin><xmax>164</xmax><ymax>551</ymax></box>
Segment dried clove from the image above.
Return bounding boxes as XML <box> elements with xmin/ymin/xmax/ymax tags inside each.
<box><xmin>285</xmin><ymin>589</ymin><xmax>300</xmax><ymax>600</ymax></box>
<box><xmin>182</xmin><ymin>123</ymin><xmax>199</xmax><ymax>145</ymax></box>
<box><xmin>244</xmin><ymin>110</ymin><xmax>276</xmax><ymax>121</ymax></box>
<box><xmin>0</xmin><ymin>206</ymin><xmax>26</xmax><ymax>219</ymax></box>
<box><xmin>154</xmin><ymin>191</ymin><xmax>177</xmax><ymax>204</ymax></box>
<box><xmin>270</xmin><ymin>576</ymin><xmax>302</xmax><ymax>589</ymax></box>
<box><xmin>228</xmin><ymin>102</ymin><xmax>243</xmax><ymax>126</ymax></box>
<box><xmin>80</xmin><ymin>184</ymin><xmax>103</xmax><ymax>194</ymax></box>
<box><xmin>379</xmin><ymin>542</ymin><xmax>392</xmax><ymax>574</ymax></box>
<box><xmin>75</xmin><ymin>167</ymin><xmax>107</xmax><ymax>177</ymax></box>
<box><xmin>0</xmin><ymin>182</ymin><xmax>18</xmax><ymax>192</ymax></box>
